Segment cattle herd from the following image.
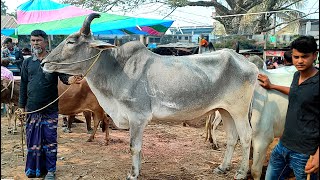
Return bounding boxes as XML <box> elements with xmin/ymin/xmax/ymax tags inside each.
<box><xmin>1</xmin><ymin>13</ymin><xmax>297</xmax><ymax>180</ymax></box>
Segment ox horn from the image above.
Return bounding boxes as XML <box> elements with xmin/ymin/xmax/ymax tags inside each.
<box><xmin>80</xmin><ymin>13</ymin><xmax>101</xmax><ymax>36</ymax></box>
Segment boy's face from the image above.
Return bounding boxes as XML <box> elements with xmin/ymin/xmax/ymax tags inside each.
<box><xmin>292</xmin><ymin>48</ymin><xmax>318</xmax><ymax>71</ymax></box>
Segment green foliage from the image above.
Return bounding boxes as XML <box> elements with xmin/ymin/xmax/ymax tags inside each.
<box><xmin>1</xmin><ymin>0</ymin><xmax>8</xmax><ymax>15</ymax></box>
<box><xmin>214</xmin><ymin>36</ymin><xmax>263</xmax><ymax>50</ymax></box>
<box><xmin>168</xmin><ymin>0</ymin><xmax>188</xmax><ymax>7</ymax></box>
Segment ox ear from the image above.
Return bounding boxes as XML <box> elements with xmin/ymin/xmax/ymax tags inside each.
<box><xmin>89</xmin><ymin>40</ymin><xmax>116</xmax><ymax>50</ymax></box>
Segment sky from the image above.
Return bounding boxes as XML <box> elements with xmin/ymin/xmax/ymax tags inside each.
<box><xmin>3</xmin><ymin>0</ymin><xmax>319</xmax><ymax>27</ymax></box>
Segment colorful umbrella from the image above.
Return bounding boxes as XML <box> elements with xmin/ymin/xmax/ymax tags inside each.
<box><xmin>17</xmin><ymin>0</ymin><xmax>174</xmax><ymax>36</ymax></box>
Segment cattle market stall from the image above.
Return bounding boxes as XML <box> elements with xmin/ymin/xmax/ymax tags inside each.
<box><xmin>151</xmin><ymin>43</ymin><xmax>199</xmax><ymax>56</ymax></box>
<box><xmin>239</xmin><ymin>49</ymin><xmax>263</xmax><ymax>58</ymax></box>
<box><xmin>263</xmin><ymin>48</ymin><xmax>290</xmax><ymax>63</ymax></box>
<box><xmin>16</xmin><ymin>0</ymin><xmax>174</xmax><ymax>36</ymax></box>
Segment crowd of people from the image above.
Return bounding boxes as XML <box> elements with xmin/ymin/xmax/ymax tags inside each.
<box><xmin>1</xmin><ymin>34</ymin><xmax>319</xmax><ymax>179</ymax></box>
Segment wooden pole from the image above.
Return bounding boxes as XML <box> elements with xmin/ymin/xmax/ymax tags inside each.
<box><xmin>48</xmin><ymin>35</ymin><xmax>52</xmax><ymax>51</ymax></box>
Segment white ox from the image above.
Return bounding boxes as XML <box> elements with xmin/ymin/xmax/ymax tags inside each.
<box><xmin>42</xmin><ymin>13</ymin><xmax>258</xmax><ymax>179</ymax></box>
<box><xmin>206</xmin><ymin>55</ymin><xmax>296</xmax><ymax>179</ymax></box>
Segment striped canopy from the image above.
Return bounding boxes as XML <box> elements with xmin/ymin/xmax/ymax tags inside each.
<box><xmin>17</xmin><ymin>0</ymin><xmax>174</xmax><ymax>36</ymax></box>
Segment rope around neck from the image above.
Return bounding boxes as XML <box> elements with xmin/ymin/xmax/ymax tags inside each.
<box><xmin>48</xmin><ymin>50</ymin><xmax>103</xmax><ymax>65</ymax></box>
<box><xmin>17</xmin><ymin>49</ymin><xmax>104</xmax><ymax>115</ymax></box>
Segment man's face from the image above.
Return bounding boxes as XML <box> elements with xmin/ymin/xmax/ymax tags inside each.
<box><xmin>30</xmin><ymin>36</ymin><xmax>47</xmax><ymax>55</ymax></box>
<box><xmin>292</xmin><ymin>49</ymin><xmax>318</xmax><ymax>71</ymax></box>
<box><xmin>3</xmin><ymin>42</ymin><xmax>13</xmax><ymax>49</ymax></box>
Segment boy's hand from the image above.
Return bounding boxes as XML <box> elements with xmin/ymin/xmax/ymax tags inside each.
<box><xmin>258</xmin><ymin>73</ymin><xmax>272</xmax><ymax>89</ymax></box>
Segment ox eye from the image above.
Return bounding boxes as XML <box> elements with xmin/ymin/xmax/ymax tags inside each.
<box><xmin>66</xmin><ymin>41</ymin><xmax>75</xmax><ymax>44</ymax></box>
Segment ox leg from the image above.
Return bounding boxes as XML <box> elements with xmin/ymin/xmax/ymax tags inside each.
<box><xmin>6</xmin><ymin>104</ymin><xmax>13</xmax><ymax>133</ymax></box>
<box><xmin>214</xmin><ymin>109</ymin><xmax>238</xmax><ymax>174</ymax></box>
<box><xmin>211</xmin><ymin>111</ymin><xmax>222</xmax><ymax>150</ymax></box>
<box><xmin>7</xmin><ymin>104</ymin><xmax>17</xmax><ymax>134</ymax></box>
<box><xmin>251</xmin><ymin>135</ymin><xmax>273</xmax><ymax>180</ymax></box>
<box><xmin>205</xmin><ymin>114</ymin><xmax>213</xmax><ymax>143</ymax></box>
<box><xmin>103</xmin><ymin>116</ymin><xmax>110</xmax><ymax>145</ymax></box>
<box><xmin>63</xmin><ymin>115</ymin><xmax>74</xmax><ymax>133</ymax></box>
<box><xmin>83</xmin><ymin>111</ymin><xmax>93</xmax><ymax>133</ymax></box>
<box><xmin>127</xmin><ymin>119</ymin><xmax>148</xmax><ymax>180</ymax></box>
<box><xmin>232</xmin><ymin>115</ymin><xmax>252</xmax><ymax>180</ymax></box>
<box><xmin>12</xmin><ymin>105</ymin><xmax>18</xmax><ymax>134</ymax></box>
<box><xmin>62</xmin><ymin>116</ymin><xmax>67</xmax><ymax>127</ymax></box>
<box><xmin>87</xmin><ymin>113</ymin><xmax>100</xmax><ymax>142</ymax></box>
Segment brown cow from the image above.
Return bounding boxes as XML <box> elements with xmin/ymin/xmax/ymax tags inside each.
<box><xmin>58</xmin><ymin>79</ymin><xmax>111</xmax><ymax>144</ymax></box>
<box><xmin>1</xmin><ymin>77</ymin><xmax>20</xmax><ymax>134</ymax></box>
<box><xmin>61</xmin><ymin>112</ymin><xmax>93</xmax><ymax>133</ymax></box>
<box><xmin>1</xmin><ymin>76</ymin><xmax>111</xmax><ymax>144</ymax></box>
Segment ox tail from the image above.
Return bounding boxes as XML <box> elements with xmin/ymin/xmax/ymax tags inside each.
<box><xmin>204</xmin><ymin>114</ymin><xmax>211</xmax><ymax>142</ymax></box>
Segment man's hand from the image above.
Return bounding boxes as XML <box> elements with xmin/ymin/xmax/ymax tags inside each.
<box><xmin>68</xmin><ymin>75</ymin><xmax>83</xmax><ymax>84</ymax></box>
<box><xmin>258</xmin><ymin>73</ymin><xmax>272</xmax><ymax>89</ymax></box>
<box><xmin>305</xmin><ymin>149</ymin><xmax>319</xmax><ymax>174</ymax></box>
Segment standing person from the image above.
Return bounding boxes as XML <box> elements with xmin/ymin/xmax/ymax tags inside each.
<box><xmin>258</xmin><ymin>35</ymin><xmax>319</xmax><ymax>180</ymax></box>
<box><xmin>283</xmin><ymin>50</ymin><xmax>293</xmax><ymax>66</ymax></box>
<box><xmin>199</xmin><ymin>37</ymin><xmax>208</xmax><ymax>53</ymax></box>
<box><xmin>18</xmin><ymin>30</ymin><xmax>81</xmax><ymax>179</ymax></box>
<box><xmin>1</xmin><ymin>38</ymin><xmax>24</xmax><ymax>74</ymax></box>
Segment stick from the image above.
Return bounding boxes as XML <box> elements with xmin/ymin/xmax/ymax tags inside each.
<box><xmin>20</xmin><ymin>116</ymin><xmax>25</xmax><ymax>159</ymax></box>
<box><xmin>306</xmin><ymin>155</ymin><xmax>312</xmax><ymax>180</ymax></box>
<box><xmin>307</xmin><ymin>173</ymin><xmax>310</xmax><ymax>180</ymax></box>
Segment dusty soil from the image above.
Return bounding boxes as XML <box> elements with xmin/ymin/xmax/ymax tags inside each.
<box><xmin>1</xmin><ymin>115</ymin><xmax>274</xmax><ymax>180</ymax></box>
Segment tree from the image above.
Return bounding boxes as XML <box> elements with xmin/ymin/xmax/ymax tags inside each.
<box><xmin>1</xmin><ymin>0</ymin><xmax>8</xmax><ymax>15</ymax></box>
<box><xmin>61</xmin><ymin>0</ymin><xmax>317</xmax><ymax>35</ymax></box>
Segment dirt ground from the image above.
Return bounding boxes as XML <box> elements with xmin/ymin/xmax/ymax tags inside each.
<box><xmin>1</xmin><ymin>115</ymin><xmax>274</xmax><ymax>180</ymax></box>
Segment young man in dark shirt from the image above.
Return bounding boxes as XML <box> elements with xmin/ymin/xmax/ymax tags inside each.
<box><xmin>18</xmin><ymin>30</ymin><xmax>81</xmax><ymax>180</ymax></box>
<box><xmin>1</xmin><ymin>37</ymin><xmax>25</xmax><ymax>75</ymax></box>
<box><xmin>258</xmin><ymin>35</ymin><xmax>319</xmax><ymax>179</ymax></box>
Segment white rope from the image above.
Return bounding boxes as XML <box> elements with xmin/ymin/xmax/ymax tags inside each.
<box><xmin>17</xmin><ymin>49</ymin><xmax>104</xmax><ymax>115</ymax></box>
<box><xmin>48</xmin><ymin>50</ymin><xmax>102</xmax><ymax>65</ymax></box>
<box><xmin>1</xmin><ymin>79</ymin><xmax>11</xmax><ymax>92</ymax></box>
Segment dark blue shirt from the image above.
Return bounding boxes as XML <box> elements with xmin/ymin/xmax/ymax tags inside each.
<box><xmin>281</xmin><ymin>71</ymin><xmax>319</xmax><ymax>155</ymax></box>
<box><xmin>19</xmin><ymin>55</ymin><xmax>70</xmax><ymax>113</ymax></box>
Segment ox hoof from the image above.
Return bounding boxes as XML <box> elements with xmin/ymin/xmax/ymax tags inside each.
<box><xmin>12</xmin><ymin>129</ymin><xmax>18</xmax><ymax>135</ymax></box>
<box><xmin>87</xmin><ymin>129</ymin><xmax>93</xmax><ymax>134</ymax></box>
<box><xmin>7</xmin><ymin>128</ymin><xmax>12</xmax><ymax>133</ymax></box>
<box><xmin>126</xmin><ymin>175</ymin><xmax>138</xmax><ymax>180</ymax></box>
<box><xmin>213</xmin><ymin>166</ymin><xmax>230</xmax><ymax>174</ymax></box>
<box><xmin>86</xmin><ymin>138</ymin><xmax>93</xmax><ymax>142</ymax></box>
<box><xmin>212</xmin><ymin>144</ymin><xmax>220</xmax><ymax>150</ymax></box>
<box><xmin>104</xmin><ymin>139</ymin><xmax>109</xmax><ymax>146</ymax></box>
<box><xmin>234</xmin><ymin>170</ymin><xmax>247</xmax><ymax>180</ymax></box>
<box><xmin>63</xmin><ymin>128</ymin><xmax>72</xmax><ymax>133</ymax></box>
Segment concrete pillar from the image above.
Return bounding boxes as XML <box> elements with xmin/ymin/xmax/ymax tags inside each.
<box><xmin>140</xmin><ymin>35</ymin><xmax>146</xmax><ymax>45</ymax></box>
<box><xmin>306</xmin><ymin>21</ymin><xmax>311</xmax><ymax>35</ymax></box>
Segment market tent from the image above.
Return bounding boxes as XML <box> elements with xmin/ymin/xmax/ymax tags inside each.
<box><xmin>1</xmin><ymin>15</ymin><xmax>18</xmax><ymax>38</ymax></box>
<box><xmin>17</xmin><ymin>0</ymin><xmax>174</xmax><ymax>36</ymax></box>
<box><xmin>1</xmin><ymin>28</ymin><xmax>16</xmax><ymax>36</ymax></box>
